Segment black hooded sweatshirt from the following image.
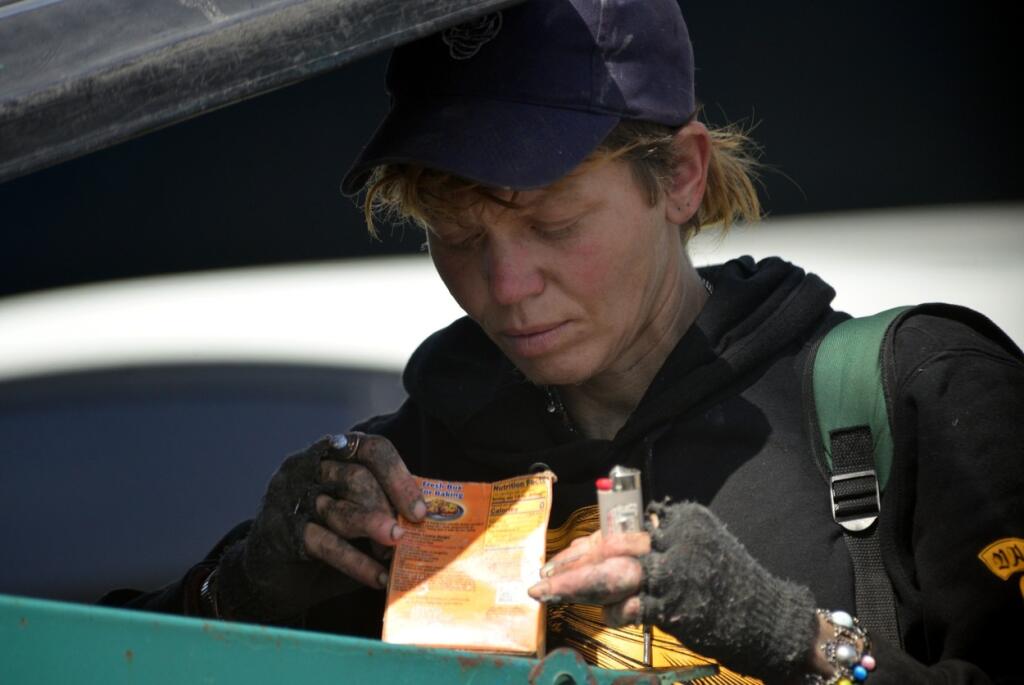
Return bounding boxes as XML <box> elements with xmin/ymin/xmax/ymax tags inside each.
<box><xmin>104</xmin><ymin>257</ymin><xmax>1024</xmax><ymax>684</ymax></box>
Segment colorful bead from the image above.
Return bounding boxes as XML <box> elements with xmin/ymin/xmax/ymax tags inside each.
<box><xmin>835</xmin><ymin>642</ymin><xmax>859</xmax><ymax>665</ymax></box>
<box><xmin>830</xmin><ymin>610</ymin><xmax>855</xmax><ymax>628</ymax></box>
<box><xmin>810</xmin><ymin>608</ymin><xmax>872</xmax><ymax>685</ymax></box>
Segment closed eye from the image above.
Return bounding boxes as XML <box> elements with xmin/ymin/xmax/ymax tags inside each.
<box><xmin>533</xmin><ymin>219</ymin><xmax>580</xmax><ymax>240</ymax></box>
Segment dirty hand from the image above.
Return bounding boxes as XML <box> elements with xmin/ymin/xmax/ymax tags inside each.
<box><xmin>646</xmin><ymin>501</ymin><xmax>818</xmax><ymax>683</ymax></box>
<box><xmin>531</xmin><ymin>501</ymin><xmax>819</xmax><ymax>682</ymax></box>
<box><xmin>527</xmin><ymin>529</ymin><xmax>651</xmax><ymax>627</ymax></box>
<box><xmin>213</xmin><ymin>432</ymin><xmax>426</xmax><ymax>623</ymax></box>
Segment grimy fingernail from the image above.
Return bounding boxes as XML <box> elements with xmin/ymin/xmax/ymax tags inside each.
<box><xmin>540</xmin><ymin>552</ymin><xmax>580</xmax><ymax>578</ymax></box>
<box><xmin>527</xmin><ymin>582</ymin><xmax>547</xmax><ymax>599</ymax></box>
<box><xmin>390</xmin><ymin>523</ymin><xmax>405</xmax><ymax>541</ymax></box>
<box><xmin>378</xmin><ymin>571</ymin><xmax>389</xmax><ymax>588</ymax></box>
<box><xmin>412</xmin><ymin>499</ymin><xmax>427</xmax><ymax>520</ymax></box>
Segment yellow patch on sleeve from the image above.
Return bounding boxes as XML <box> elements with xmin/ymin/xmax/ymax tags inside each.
<box><xmin>977</xmin><ymin>537</ymin><xmax>1024</xmax><ymax>581</ymax></box>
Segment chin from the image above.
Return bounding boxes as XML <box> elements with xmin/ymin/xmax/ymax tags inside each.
<box><xmin>512</xmin><ymin>357</ymin><xmax>593</xmax><ymax>388</ymax></box>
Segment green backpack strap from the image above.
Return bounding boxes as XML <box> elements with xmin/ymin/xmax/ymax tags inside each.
<box><xmin>813</xmin><ymin>306</ymin><xmax>911</xmax><ymax>494</ymax></box>
<box><xmin>807</xmin><ymin>305</ymin><xmax>911</xmax><ymax>647</ymax></box>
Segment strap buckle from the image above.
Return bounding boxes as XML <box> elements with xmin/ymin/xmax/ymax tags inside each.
<box><xmin>830</xmin><ymin>469</ymin><xmax>881</xmax><ymax>532</ymax></box>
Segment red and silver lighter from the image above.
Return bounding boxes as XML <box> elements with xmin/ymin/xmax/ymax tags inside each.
<box><xmin>596</xmin><ymin>465</ymin><xmax>643</xmax><ymax>536</ymax></box>
<box><xmin>596</xmin><ymin>465</ymin><xmax>651</xmax><ymax>664</ymax></box>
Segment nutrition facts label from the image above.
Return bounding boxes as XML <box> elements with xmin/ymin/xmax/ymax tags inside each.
<box><xmin>382</xmin><ymin>472</ymin><xmax>555</xmax><ymax>655</ymax></box>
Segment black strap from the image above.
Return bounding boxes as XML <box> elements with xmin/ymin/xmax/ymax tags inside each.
<box><xmin>830</xmin><ymin>427</ymin><xmax>901</xmax><ymax>645</ymax></box>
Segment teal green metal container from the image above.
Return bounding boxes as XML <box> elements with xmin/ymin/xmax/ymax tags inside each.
<box><xmin>1</xmin><ymin>593</ymin><xmax>716</xmax><ymax>684</ymax></box>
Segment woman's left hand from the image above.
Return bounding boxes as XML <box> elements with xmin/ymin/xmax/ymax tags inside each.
<box><xmin>527</xmin><ymin>530</ymin><xmax>650</xmax><ymax>627</ymax></box>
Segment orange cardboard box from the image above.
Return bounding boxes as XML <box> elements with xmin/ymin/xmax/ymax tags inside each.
<box><xmin>382</xmin><ymin>472</ymin><xmax>556</xmax><ymax>656</ymax></box>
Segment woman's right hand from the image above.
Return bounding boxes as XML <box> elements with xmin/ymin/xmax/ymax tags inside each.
<box><xmin>211</xmin><ymin>432</ymin><xmax>426</xmax><ymax>624</ymax></box>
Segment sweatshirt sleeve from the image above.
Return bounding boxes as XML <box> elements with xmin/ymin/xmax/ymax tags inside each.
<box><xmin>96</xmin><ymin>521</ymin><xmax>251</xmax><ymax>615</ymax></box>
<box><xmin>873</xmin><ymin>312</ymin><xmax>1024</xmax><ymax>684</ymax></box>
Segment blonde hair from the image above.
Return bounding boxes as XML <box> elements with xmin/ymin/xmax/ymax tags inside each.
<box><xmin>360</xmin><ymin>114</ymin><xmax>762</xmax><ymax>240</ymax></box>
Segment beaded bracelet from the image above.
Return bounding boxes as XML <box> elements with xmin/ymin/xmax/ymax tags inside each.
<box><xmin>804</xmin><ymin>609</ymin><xmax>876</xmax><ymax>684</ymax></box>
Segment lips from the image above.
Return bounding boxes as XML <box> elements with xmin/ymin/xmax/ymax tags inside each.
<box><xmin>499</xmin><ymin>322</ymin><xmax>568</xmax><ymax>358</ymax></box>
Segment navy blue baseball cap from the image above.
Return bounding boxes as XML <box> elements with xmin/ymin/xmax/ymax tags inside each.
<box><xmin>341</xmin><ymin>0</ymin><xmax>695</xmax><ymax>194</ymax></box>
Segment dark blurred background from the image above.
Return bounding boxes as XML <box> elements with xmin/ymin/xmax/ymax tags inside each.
<box><xmin>2</xmin><ymin>1</ymin><xmax>1021</xmax><ymax>298</ymax></box>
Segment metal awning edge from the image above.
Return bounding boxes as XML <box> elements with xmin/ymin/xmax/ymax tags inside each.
<box><xmin>0</xmin><ymin>0</ymin><xmax>522</xmax><ymax>184</ymax></box>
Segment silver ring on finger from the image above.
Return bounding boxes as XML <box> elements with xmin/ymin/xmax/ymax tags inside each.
<box><xmin>330</xmin><ymin>431</ymin><xmax>363</xmax><ymax>460</ymax></box>
<box><xmin>293</xmin><ymin>485</ymin><xmax>318</xmax><ymax>516</ymax></box>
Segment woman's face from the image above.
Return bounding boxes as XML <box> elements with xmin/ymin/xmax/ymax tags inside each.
<box><xmin>426</xmin><ymin>158</ymin><xmax>690</xmax><ymax>389</ymax></box>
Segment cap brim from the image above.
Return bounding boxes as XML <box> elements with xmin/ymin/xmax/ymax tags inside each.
<box><xmin>341</xmin><ymin>96</ymin><xmax>620</xmax><ymax>195</ymax></box>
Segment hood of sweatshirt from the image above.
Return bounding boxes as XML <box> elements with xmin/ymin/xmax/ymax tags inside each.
<box><xmin>401</xmin><ymin>256</ymin><xmax>837</xmax><ymax>484</ymax></box>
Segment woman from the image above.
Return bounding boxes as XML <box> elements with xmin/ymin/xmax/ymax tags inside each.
<box><xmin>105</xmin><ymin>1</ymin><xmax>1024</xmax><ymax>682</ymax></box>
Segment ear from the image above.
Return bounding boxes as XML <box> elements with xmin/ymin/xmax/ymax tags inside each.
<box><xmin>664</xmin><ymin>120</ymin><xmax>711</xmax><ymax>226</ymax></box>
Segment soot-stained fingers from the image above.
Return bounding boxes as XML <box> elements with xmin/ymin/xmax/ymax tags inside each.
<box><xmin>303</xmin><ymin>521</ymin><xmax>388</xmax><ymax>589</ymax></box>
<box><xmin>315</xmin><ymin>495</ymin><xmax>404</xmax><ymax>546</ymax></box>
<box><xmin>324</xmin><ymin>433</ymin><xmax>426</xmax><ymax>522</ymax></box>
<box><xmin>530</xmin><ymin>556</ymin><xmax>644</xmax><ymax>606</ymax></box>
<box><xmin>541</xmin><ymin>530</ymin><xmax>650</xmax><ymax>578</ymax></box>
<box><xmin>603</xmin><ymin>596</ymin><xmax>642</xmax><ymax>628</ymax></box>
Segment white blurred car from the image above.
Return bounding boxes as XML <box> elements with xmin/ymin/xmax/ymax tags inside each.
<box><xmin>3</xmin><ymin>203</ymin><xmax>1020</xmax><ymax>384</ymax></box>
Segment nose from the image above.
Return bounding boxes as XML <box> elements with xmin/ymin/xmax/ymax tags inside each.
<box><xmin>484</xmin><ymin>235</ymin><xmax>544</xmax><ymax>306</ymax></box>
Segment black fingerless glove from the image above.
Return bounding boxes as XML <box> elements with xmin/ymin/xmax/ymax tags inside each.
<box><xmin>214</xmin><ymin>436</ymin><xmax>361</xmax><ymax>624</ymax></box>
<box><xmin>640</xmin><ymin>500</ymin><xmax>817</xmax><ymax>684</ymax></box>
